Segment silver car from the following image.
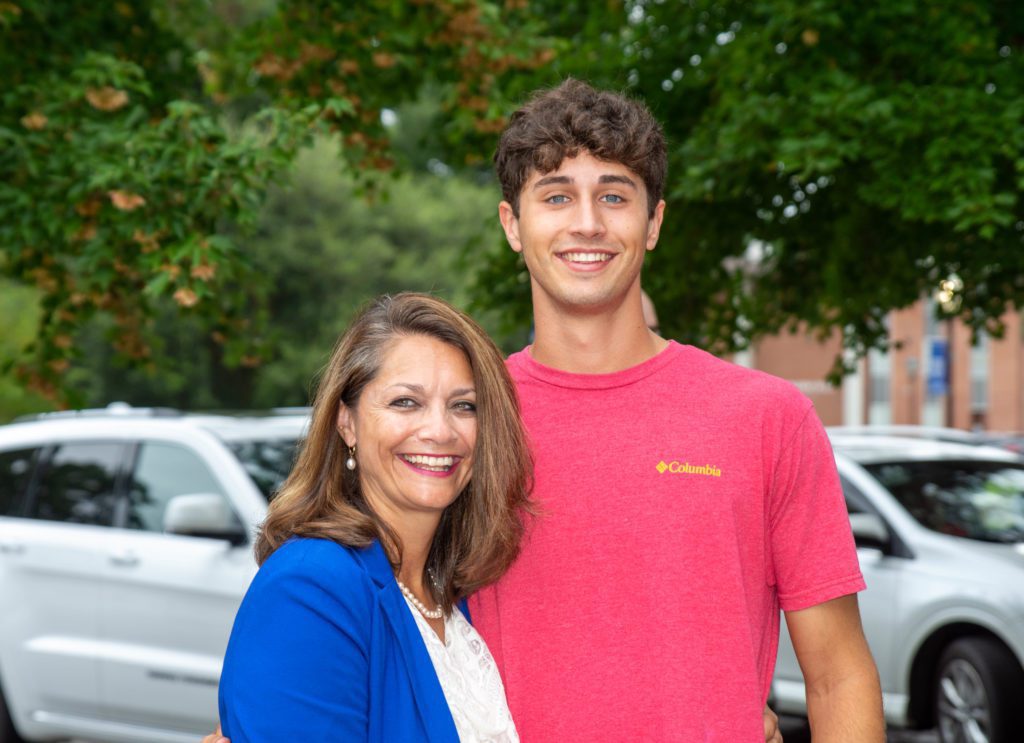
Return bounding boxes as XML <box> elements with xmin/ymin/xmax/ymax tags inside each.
<box><xmin>0</xmin><ymin>408</ymin><xmax>305</xmax><ymax>743</ymax></box>
<box><xmin>772</xmin><ymin>433</ymin><xmax>1024</xmax><ymax>743</ymax></box>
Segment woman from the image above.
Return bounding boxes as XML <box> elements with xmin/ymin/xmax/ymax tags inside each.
<box><xmin>218</xmin><ymin>293</ymin><xmax>531</xmax><ymax>741</ymax></box>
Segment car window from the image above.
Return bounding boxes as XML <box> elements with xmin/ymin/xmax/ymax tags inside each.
<box><xmin>127</xmin><ymin>442</ymin><xmax>230</xmax><ymax>532</ymax></box>
<box><xmin>840</xmin><ymin>476</ymin><xmax>869</xmax><ymax>514</ymax></box>
<box><xmin>29</xmin><ymin>442</ymin><xmax>124</xmax><ymax>525</ymax></box>
<box><xmin>0</xmin><ymin>447</ymin><xmax>39</xmax><ymax>516</ymax></box>
<box><xmin>863</xmin><ymin>459</ymin><xmax>1024</xmax><ymax>543</ymax></box>
<box><xmin>225</xmin><ymin>438</ymin><xmax>299</xmax><ymax>501</ymax></box>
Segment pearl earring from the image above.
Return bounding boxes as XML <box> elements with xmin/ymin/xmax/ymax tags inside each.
<box><xmin>346</xmin><ymin>444</ymin><xmax>357</xmax><ymax>471</ymax></box>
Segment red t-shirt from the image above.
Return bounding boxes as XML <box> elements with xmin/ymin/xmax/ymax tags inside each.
<box><xmin>470</xmin><ymin>342</ymin><xmax>865</xmax><ymax>741</ymax></box>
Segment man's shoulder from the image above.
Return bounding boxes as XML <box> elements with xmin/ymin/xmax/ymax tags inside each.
<box><xmin>668</xmin><ymin>344</ymin><xmax>812</xmax><ymax>407</ymax></box>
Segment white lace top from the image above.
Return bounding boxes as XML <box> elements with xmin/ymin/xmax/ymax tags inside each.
<box><xmin>401</xmin><ymin>595</ymin><xmax>519</xmax><ymax>743</ymax></box>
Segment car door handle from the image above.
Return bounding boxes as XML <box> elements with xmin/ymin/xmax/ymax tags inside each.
<box><xmin>109</xmin><ymin>550</ymin><xmax>140</xmax><ymax>567</ymax></box>
<box><xmin>0</xmin><ymin>542</ymin><xmax>25</xmax><ymax>555</ymax></box>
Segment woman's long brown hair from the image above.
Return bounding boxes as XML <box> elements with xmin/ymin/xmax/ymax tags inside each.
<box><xmin>255</xmin><ymin>293</ymin><xmax>532</xmax><ymax>613</ymax></box>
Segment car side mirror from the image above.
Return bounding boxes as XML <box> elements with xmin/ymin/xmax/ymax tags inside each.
<box><xmin>163</xmin><ymin>493</ymin><xmax>247</xmax><ymax>546</ymax></box>
<box><xmin>849</xmin><ymin>512</ymin><xmax>890</xmax><ymax>552</ymax></box>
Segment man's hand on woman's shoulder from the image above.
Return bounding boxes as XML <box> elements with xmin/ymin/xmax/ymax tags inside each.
<box><xmin>764</xmin><ymin>705</ymin><xmax>784</xmax><ymax>743</ymax></box>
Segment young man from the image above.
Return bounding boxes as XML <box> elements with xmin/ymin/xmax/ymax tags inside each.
<box><xmin>468</xmin><ymin>79</ymin><xmax>884</xmax><ymax>741</ymax></box>
<box><xmin>208</xmin><ymin>80</ymin><xmax>882</xmax><ymax>742</ymax></box>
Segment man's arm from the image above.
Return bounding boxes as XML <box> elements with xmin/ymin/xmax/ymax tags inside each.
<box><xmin>785</xmin><ymin>594</ymin><xmax>884</xmax><ymax>742</ymax></box>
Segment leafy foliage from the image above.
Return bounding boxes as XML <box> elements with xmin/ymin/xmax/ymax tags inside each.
<box><xmin>60</xmin><ymin>138</ymin><xmax>499</xmax><ymax>413</ymax></box>
<box><xmin>217</xmin><ymin>0</ymin><xmax>556</xmax><ymax>173</ymax></box>
<box><xmin>0</xmin><ymin>280</ymin><xmax>51</xmax><ymax>420</ymax></box>
<box><xmin>1</xmin><ymin>2</ymin><xmax>317</xmax><ymax>401</ymax></box>
<box><xmin>467</xmin><ymin>0</ymin><xmax>1024</xmax><ymax>379</ymax></box>
<box><xmin>3</xmin><ymin>0</ymin><xmax>1022</xmax><ymax>406</ymax></box>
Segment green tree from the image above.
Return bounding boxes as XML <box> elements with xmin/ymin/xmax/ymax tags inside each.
<box><xmin>0</xmin><ymin>0</ymin><xmax>549</xmax><ymax>404</ymax></box>
<box><xmin>65</xmin><ymin>137</ymin><xmax>500</xmax><ymax>411</ymax></box>
<box><xmin>0</xmin><ymin>280</ymin><xmax>52</xmax><ymax>421</ymax></box>
<box><xmin>467</xmin><ymin>0</ymin><xmax>1024</xmax><ymax>378</ymax></box>
<box><xmin>6</xmin><ymin>0</ymin><xmax>1022</xmax><ymax>403</ymax></box>
<box><xmin>1</xmin><ymin>2</ymin><xmax>320</xmax><ymax>401</ymax></box>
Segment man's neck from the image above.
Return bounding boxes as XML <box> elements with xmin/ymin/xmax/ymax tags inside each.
<box><xmin>530</xmin><ymin>294</ymin><xmax>669</xmax><ymax>374</ymax></box>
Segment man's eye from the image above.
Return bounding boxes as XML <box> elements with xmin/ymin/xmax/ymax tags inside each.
<box><xmin>601</xmin><ymin>194</ymin><xmax>625</xmax><ymax>204</ymax></box>
<box><xmin>546</xmin><ymin>194</ymin><xmax>569</xmax><ymax>204</ymax></box>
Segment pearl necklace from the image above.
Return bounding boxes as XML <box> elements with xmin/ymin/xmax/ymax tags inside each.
<box><xmin>396</xmin><ymin>578</ymin><xmax>444</xmax><ymax>620</ymax></box>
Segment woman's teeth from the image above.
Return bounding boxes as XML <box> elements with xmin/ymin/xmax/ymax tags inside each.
<box><xmin>401</xmin><ymin>454</ymin><xmax>455</xmax><ymax>471</ymax></box>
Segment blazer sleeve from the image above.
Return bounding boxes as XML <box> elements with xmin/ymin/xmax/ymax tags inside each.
<box><xmin>219</xmin><ymin>539</ymin><xmax>374</xmax><ymax>741</ymax></box>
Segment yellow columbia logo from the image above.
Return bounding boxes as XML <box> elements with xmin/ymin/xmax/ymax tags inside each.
<box><xmin>657</xmin><ymin>460</ymin><xmax>722</xmax><ymax>477</ymax></box>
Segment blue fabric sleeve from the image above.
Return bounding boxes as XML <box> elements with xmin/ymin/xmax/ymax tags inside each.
<box><xmin>219</xmin><ymin>539</ymin><xmax>374</xmax><ymax>741</ymax></box>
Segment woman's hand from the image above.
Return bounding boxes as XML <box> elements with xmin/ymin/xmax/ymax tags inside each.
<box><xmin>201</xmin><ymin>725</ymin><xmax>227</xmax><ymax>743</ymax></box>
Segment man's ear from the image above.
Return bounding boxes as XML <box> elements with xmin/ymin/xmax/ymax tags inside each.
<box><xmin>336</xmin><ymin>404</ymin><xmax>356</xmax><ymax>448</ymax></box>
<box><xmin>645</xmin><ymin>199</ymin><xmax>666</xmax><ymax>252</ymax></box>
<box><xmin>498</xmin><ymin>201</ymin><xmax>523</xmax><ymax>254</ymax></box>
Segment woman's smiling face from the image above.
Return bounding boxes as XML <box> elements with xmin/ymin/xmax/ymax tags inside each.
<box><xmin>337</xmin><ymin>334</ymin><xmax>477</xmax><ymax>531</ymax></box>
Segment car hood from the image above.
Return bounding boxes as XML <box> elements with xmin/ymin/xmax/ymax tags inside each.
<box><xmin>964</xmin><ymin>539</ymin><xmax>1024</xmax><ymax>572</ymax></box>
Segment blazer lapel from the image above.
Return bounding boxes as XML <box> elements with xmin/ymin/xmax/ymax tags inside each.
<box><xmin>356</xmin><ymin>542</ymin><xmax>459</xmax><ymax>743</ymax></box>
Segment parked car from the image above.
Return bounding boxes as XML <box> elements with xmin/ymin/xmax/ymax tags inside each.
<box><xmin>0</xmin><ymin>406</ymin><xmax>306</xmax><ymax>743</ymax></box>
<box><xmin>772</xmin><ymin>432</ymin><xmax>1024</xmax><ymax>743</ymax></box>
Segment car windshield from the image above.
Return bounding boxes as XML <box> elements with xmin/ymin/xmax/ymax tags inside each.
<box><xmin>863</xmin><ymin>459</ymin><xmax>1024</xmax><ymax>543</ymax></box>
<box><xmin>226</xmin><ymin>438</ymin><xmax>299</xmax><ymax>501</ymax></box>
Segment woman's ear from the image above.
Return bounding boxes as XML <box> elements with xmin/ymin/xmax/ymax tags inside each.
<box><xmin>336</xmin><ymin>404</ymin><xmax>356</xmax><ymax>448</ymax></box>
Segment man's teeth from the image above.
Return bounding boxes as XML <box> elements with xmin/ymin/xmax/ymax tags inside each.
<box><xmin>402</xmin><ymin>454</ymin><xmax>455</xmax><ymax>471</ymax></box>
<box><xmin>562</xmin><ymin>252</ymin><xmax>612</xmax><ymax>263</ymax></box>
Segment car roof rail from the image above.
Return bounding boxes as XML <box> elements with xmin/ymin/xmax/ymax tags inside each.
<box><xmin>13</xmin><ymin>401</ymin><xmax>184</xmax><ymax>423</ymax></box>
<box><xmin>826</xmin><ymin>425</ymin><xmax>982</xmax><ymax>444</ymax></box>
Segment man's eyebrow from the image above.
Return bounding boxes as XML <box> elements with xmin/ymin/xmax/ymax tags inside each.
<box><xmin>533</xmin><ymin>175</ymin><xmax>572</xmax><ymax>189</ymax></box>
<box><xmin>532</xmin><ymin>174</ymin><xmax>638</xmax><ymax>190</ymax></box>
<box><xmin>599</xmin><ymin>174</ymin><xmax>637</xmax><ymax>189</ymax></box>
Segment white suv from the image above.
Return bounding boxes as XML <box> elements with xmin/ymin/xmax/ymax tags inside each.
<box><xmin>772</xmin><ymin>433</ymin><xmax>1024</xmax><ymax>742</ymax></box>
<box><xmin>0</xmin><ymin>407</ymin><xmax>306</xmax><ymax>743</ymax></box>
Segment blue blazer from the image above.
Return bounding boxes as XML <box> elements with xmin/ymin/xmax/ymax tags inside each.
<box><xmin>218</xmin><ymin>538</ymin><xmax>462</xmax><ymax>742</ymax></box>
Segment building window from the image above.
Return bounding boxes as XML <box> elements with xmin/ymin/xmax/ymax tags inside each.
<box><xmin>868</xmin><ymin>346</ymin><xmax>892</xmax><ymax>424</ymax></box>
<box><xmin>970</xmin><ymin>331</ymin><xmax>989</xmax><ymax>422</ymax></box>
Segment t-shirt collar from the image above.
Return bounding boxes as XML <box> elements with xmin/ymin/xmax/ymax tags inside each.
<box><xmin>510</xmin><ymin>340</ymin><xmax>684</xmax><ymax>390</ymax></box>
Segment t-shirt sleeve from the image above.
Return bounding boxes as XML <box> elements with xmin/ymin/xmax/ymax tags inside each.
<box><xmin>768</xmin><ymin>403</ymin><xmax>865</xmax><ymax>612</ymax></box>
<box><xmin>218</xmin><ymin>541</ymin><xmax>372</xmax><ymax>741</ymax></box>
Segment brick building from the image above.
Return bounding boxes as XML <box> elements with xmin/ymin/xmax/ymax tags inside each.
<box><xmin>743</xmin><ymin>300</ymin><xmax>1024</xmax><ymax>431</ymax></box>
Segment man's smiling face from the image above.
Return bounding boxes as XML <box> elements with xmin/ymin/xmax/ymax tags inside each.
<box><xmin>499</xmin><ymin>150</ymin><xmax>664</xmax><ymax>316</ymax></box>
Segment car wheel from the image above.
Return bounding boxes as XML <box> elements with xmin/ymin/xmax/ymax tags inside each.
<box><xmin>0</xmin><ymin>685</ymin><xmax>25</xmax><ymax>743</ymax></box>
<box><xmin>935</xmin><ymin>637</ymin><xmax>1024</xmax><ymax>743</ymax></box>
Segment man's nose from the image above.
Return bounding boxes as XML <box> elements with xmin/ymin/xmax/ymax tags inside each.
<box><xmin>570</xmin><ymin>199</ymin><xmax>605</xmax><ymax>238</ymax></box>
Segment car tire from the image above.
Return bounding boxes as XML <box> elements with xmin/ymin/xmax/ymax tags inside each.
<box><xmin>0</xmin><ymin>685</ymin><xmax>25</xmax><ymax>743</ymax></box>
<box><xmin>935</xmin><ymin>636</ymin><xmax>1024</xmax><ymax>743</ymax></box>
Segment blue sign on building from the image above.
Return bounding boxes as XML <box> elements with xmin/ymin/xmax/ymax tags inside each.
<box><xmin>928</xmin><ymin>338</ymin><xmax>949</xmax><ymax>397</ymax></box>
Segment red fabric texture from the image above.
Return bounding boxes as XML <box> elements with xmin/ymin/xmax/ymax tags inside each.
<box><xmin>470</xmin><ymin>341</ymin><xmax>865</xmax><ymax>741</ymax></box>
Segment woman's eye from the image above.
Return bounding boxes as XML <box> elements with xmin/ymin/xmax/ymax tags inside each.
<box><xmin>390</xmin><ymin>397</ymin><xmax>418</xmax><ymax>409</ymax></box>
<box><xmin>453</xmin><ymin>400</ymin><xmax>477</xmax><ymax>413</ymax></box>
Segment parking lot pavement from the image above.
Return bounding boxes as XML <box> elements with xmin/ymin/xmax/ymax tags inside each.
<box><xmin>779</xmin><ymin>716</ymin><xmax>939</xmax><ymax>742</ymax></box>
